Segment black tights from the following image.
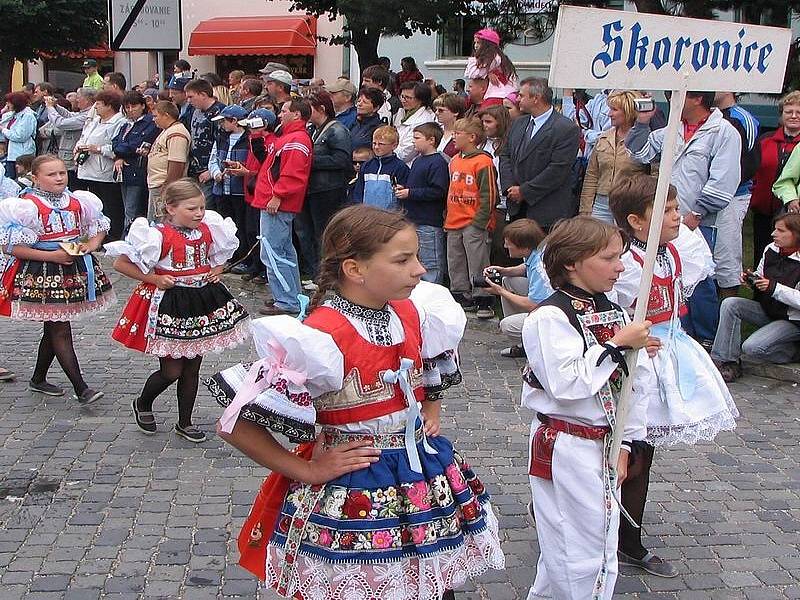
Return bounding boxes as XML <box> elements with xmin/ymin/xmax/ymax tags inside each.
<box><xmin>138</xmin><ymin>356</ymin><xmax>203</xmax><ymax>427</ymax></box>
<box><xmin>32</xmin><ymin>321</ymin><xmax>87</xmax><ymax>395</ymax></box>
<box><xmin>619</xmin><ymin>441</ymin><xmax>655</xmax><ymax>559</ymax></box>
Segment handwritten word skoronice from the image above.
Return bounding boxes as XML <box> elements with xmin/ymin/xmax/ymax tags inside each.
<box><xmin>591</xmin><ymin>21</ymin><xmax>775</xmax><ymax>79</ymax></box>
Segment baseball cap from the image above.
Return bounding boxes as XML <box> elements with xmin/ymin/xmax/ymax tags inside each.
<box><xmin>326</xmin><ymin>78</ymin><xmax>357</xmax><ymax>96</ymax></box>
<box><xmin>258</xmin><ymin>61</ymin><xmax>290</xmax><ymax>75</ymax></box>
<box><xmin>211</xmin><ymin>104</ymin><xmax>249</xmax><ymax>122</ymax></box>
<box><xmin>265</xmin><ymin>70</ymin><xmax>292</xmax><ymax>86</ymax></box>
<box><xmin>167</xmin><ymin>75</ymin><xmax>190</xmax><ymax>90</ymax></box>
<box><xmin>239</xmin><ymin>108</ymin><xmax>277</xmax><ymax>128</ymax></box>
<box><xmin>81</xmin><ymin>59</ymin><xmax>97</xmax><ymax>68</ymax></box>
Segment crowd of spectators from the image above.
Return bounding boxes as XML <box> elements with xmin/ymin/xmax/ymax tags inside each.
<box><xmin>2</xmin><ymin>49</ymin><xmax>800</xmax><ymax>372</ymax></box>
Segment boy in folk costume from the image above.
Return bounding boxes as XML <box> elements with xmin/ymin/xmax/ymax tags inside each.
<box><xmin>521</xmin><ymin>216</ymin><xmax>658</xmax><ymax>599</ymax></box>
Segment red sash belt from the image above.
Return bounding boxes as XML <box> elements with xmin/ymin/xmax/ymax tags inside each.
<box><xmin>529</xmin><ymin>413</ymin><xmax>610</xmax><ymax>480</ymax></box>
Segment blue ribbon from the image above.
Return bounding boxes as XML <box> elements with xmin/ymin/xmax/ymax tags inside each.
<box><xmin>34</xmin><ymin>240</ymin><xmax>96</xmax><ymax>302</ymax></box>
<box><xmin>382</xmin><ymin>357</ymin><xmax>438</xmax><ymax>474</ymax></box>
<box><xmin>296</xmin><ymin>293</ymin><xmax>309</xmax><ymax>321</ymax></box>
<box><xmin>257</xmin><ymin>235</ymin><xmax>297</xmax><ymax>293</ymax></box>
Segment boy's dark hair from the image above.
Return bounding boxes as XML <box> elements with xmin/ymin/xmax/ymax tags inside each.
<box><xmin>413</xmin><ymin>122</ymin><xmax>443</xmax><ymax>147</ymax></box>
<box><xmin>15</xmin><ymin>153</ymin><xmax>35</xmax><ymax>172</ymax></box>
<box><xmin>105</xmin><ymin>71</ymin><xmax>127</xmax><ymax>91</ymax></box>
<box><xmin>184</xmin><ymin>78</ymin><xmax>214</xmax><ymax>97</ymax></box>
<box><xmin>543</xmin><ymin>216</ymin><xmax>629</xmax><ymax>289</ymax></box>
<box><xmin>174</xmin><ymin>59</ymin><xmax>191</xmax><ymax>72</ymax></box>
<box><xmin>362</xmin><ymin>66</ymin><xmax>390</xmax><ymax>90</ymax></box>
<box><xmin>608</xmin><ymin>174</ymin><xmax>677</xmax><ymax>235</ymax></box>
<box><xmin>286</xmin><ymin>98</ymin><xmax>312</xmax><ymax>121</ymax></box>
<box><xmin>503</xmin><ymin>218</ymin><xmax>546</xmax><ymax>250</ymax></box>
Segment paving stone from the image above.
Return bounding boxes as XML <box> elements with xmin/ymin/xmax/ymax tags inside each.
<box><xmin>2</xmin><ymin>274</ymin><xmax>800</xmax><ymax>600</ymax></box>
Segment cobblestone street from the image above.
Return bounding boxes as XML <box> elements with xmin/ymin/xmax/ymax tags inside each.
<box><xmin>1</xmin><ymin>263</ymin><xmax>799</xmax><ymax>599</ymax></box>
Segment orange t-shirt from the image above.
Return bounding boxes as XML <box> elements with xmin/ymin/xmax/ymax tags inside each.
<box><xmin>445</xmin><ymin>150</ymin><xmax>497</xmax><ymax>231</ymax></box>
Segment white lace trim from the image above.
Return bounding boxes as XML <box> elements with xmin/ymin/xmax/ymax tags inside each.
<box><xmin>85</xmin><ymin>215</ymin><xmax>111</xmax><ymax>238</ymax></box>
<box><xmin>11</xmin><ymin>293</ymin><xmax>117</xmax><ymax>322</ymax></box>
<box><xmin>0</xmin><ymin>227</ymin><xmax>39</xmax><ymax>248</ymax></box>
<box><xmin>646</xmin><ymin>406</ymin><xmax>738</xmax><ymax>447</ymax></box>
<box><xmin>145</xmin><ymin>318</ymin><xmax>251</xmax><ymax>358</ymax></box>
<box><xmin>263</xmin><ymin>503</ymin><xmax>505</xmax><ymax>600</ymax></box>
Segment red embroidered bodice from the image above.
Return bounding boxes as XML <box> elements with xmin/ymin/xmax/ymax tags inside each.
<box><xmin>24</xmin><ymin>192</ymin><xmax>82</xmax><ymax>242</ymax></box>
<box><xmin>630</xmin><ymin>243</ymin><xmax>687</xmax><ymax>324</ymax></box>
<box><xmin>154</xmin><ymin>223</ymin><xmax>213</xmax><ymax>276</ymax></box>
<box><xmin>303</xmin><ymin>299</ymin><xmax>425</xmax><ymax>426</ymax></box>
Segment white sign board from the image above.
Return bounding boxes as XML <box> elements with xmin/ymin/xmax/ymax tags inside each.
<box><xmin>109</xmin><ymin>0</ymin><xmax>182</xmax><ymax>51</ymax></box>
<box><xmin>549</xmin><ymin>5</ymin><xmax>791</xmax><ymax>93</ymax></box>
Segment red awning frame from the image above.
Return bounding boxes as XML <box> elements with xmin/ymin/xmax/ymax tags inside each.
<box><xmin>188</xmin><ymin>15</ymin><xmax>317</xmax><ymax>57</ymax></box>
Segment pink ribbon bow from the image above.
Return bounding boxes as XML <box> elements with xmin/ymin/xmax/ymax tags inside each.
<box><xmin>219</xmin><ymin>339</ymin><xmax>308</xmax><ymax>434</ymax></box>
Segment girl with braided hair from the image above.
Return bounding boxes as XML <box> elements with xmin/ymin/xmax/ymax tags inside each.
<box><xmin>208</xmin><ymin>205</ymin><xmax>504</xmax><ymax>600</ymax></box>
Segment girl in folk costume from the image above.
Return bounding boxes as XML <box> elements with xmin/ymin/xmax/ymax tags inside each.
<box><xmin>106</xmin><ymin>178</ymin><xmax>249</xmax><ymax>443</ymax></box>
<box><xmin>209</xmin><ymin>206</ymin><xmax>504</xmax><ymax>600</ymax></box>
<box><xmin>608</xmin><ymin>175</ymin><xmax>738</xmax><ymax>577</ymax></box>
<box><xmin>521</xmin><ymin>216</ymin><xmax>658</xmax><ymax>600</ymax></box>
<box><xmin>0</xmin><ymin>154</ymin><xmax>114</xmax><ymax>404</ymax></box>
<box><xmin>464</xmin><ymin>29</ymin><xmax>517</xmax><ymax>106</ymax></box>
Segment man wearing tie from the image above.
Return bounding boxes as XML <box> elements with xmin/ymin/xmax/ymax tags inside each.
<box><xmin>499</xmin><ymin>78</ymin><xmax>581</xmax><ymax>230</ymax></box>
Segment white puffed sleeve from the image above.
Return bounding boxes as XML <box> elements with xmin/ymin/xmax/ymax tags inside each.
<box><xmin>614</xmin><ymin>252</ymin><xmax>641</xmax><ymax>312</ymax></box>
<box><xmin>72</xmin><ymin>190</ymin><xmax>111</xmax><ymax>238</ymax></box>
<box><xmin>103</xmin><ymin>218</ymin><xmax>163</xmax><ymax>273</ymax></box>
<box><xmin>673</xmin><ymin>224</ymin><xmax>715</xmax><ymax>295</ymax></box>
<box><xmin>0</xmin><ymin>197</ymin><xmax>42</xmax><ymax>249</ymax></box>
<box><xmin>209</xmin><ymin>315</ymin><xmax>344</xmax><ymax>442</ymax></box>
<box><xmin>203</xmin><ymin>210</ymin><xmax>239</xmax><ymax>267</ymax></box>
<box><xmin>410</xmin><ymin>281</ymin><xmax>467</xmax><ymax>398</ymax></box>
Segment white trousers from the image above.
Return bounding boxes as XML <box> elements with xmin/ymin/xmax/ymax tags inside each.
<box><xmin>527</xmin><ymin>424</ymin><xmax>619</xmax><ymax>600</ymax></box>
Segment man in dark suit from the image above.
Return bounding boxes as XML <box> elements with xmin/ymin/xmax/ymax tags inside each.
<box><xmin>499</xmin><ymin>77</ymin><xmax>581</xmax><ymax>229</ymax></box>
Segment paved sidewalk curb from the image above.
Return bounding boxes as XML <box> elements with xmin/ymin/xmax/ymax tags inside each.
<box><xmin>742</xmin><ymin>358</ymin><xmax>800</xmax><ymax>384</ymax></box>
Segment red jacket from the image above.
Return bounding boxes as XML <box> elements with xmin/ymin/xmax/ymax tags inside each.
<box><xmin>751</xmin><ymin>128</ymin><xmax>800</xmax><ymax>215</ymax></box>
<box><xmin>253</xmin><ymin>120</ymin><xmax>313</xmax><ymax>213</ymax></box>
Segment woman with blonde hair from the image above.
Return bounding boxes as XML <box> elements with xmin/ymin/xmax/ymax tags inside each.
<box><xmin>579</xmin><ymin>89</ymin><xmax>650</xmax><ymax>222</ymax></box>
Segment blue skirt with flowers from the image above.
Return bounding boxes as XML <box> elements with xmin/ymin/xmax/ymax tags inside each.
<box><xmin>264</xmin><ymin>431</ymin><xmax>505</xmax><ymax>600</ymax></box>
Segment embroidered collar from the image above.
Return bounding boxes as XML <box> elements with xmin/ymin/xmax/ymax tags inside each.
<box><xmin>329</xmin><ymin>294</ymin><xmax>393</xmax><ymax>346</ymax></box>
<box><xmin>34</xmin><ymin>189</ymin><xmax>70</xmax><ymax>208</ymax></box>
<box><xmin>630</xmin><ymin>236</ymin><xmax>667</xmax><ymax>256</ymax></box>
<box><xmin>631</xmin><ymin>236</ymin><xmax>672</xmax><ymax>272</ymax></box>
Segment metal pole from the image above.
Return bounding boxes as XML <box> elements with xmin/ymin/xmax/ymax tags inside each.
<box><xmin>127</xmin><ymin>52</ymin><xmax>133</xmax><ymax>90</ymax></box>
<box><xmin>609</xmin><ymin>83</ymin><xmax>688</xmax><ymax>467</ymax></box>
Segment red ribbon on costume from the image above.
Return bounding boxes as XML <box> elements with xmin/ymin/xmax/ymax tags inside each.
<box><xmin>238</xmin><ymin>442</ymin><xmax>315</xmax><ymax>581</ymax></box>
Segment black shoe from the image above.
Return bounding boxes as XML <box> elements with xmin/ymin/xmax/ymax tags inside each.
<box><xmin>132</xmin><ymin>398</ymin><xmax>156</xmax><ymax>434</ymax></box>
<box><xmin>76</xmin><ymin>388</ymin><xmax>103</xmax><ymax>405</ymax></box>
<box><xmin>174</xmin><ymin>423</ymin><xmax>207</xmax><ymax>443</ymax></box>
<box><xmin>29</xmin><ymin>380</ymin><xmax>65</xmax><ymax>396</ymax></box>
<box><xmin>229</xmin><ymin>263</ymin><xmax>249</xmax><ymax>275</ymax></box>
<box><xmin>500</xmin><ymin>344</ymin><xmax>526</xmax><ymax>358</ymax></box>
<box><xmin>618</xmin><ymin>551</ymin><xmax>679</xmax><ymax>578</ymax></box>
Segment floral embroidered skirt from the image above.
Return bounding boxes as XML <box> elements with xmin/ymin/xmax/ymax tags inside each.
<box><xmin>263</xmin><ymin>434</ymin><xmax>505</xmax><ymax>600</ymax></box>
<box><xmin>112</xmin><ymin>281</ymin><xmax>250</xmax><ymax>358</ymax></box>
<box><xmin>0</xmin><ymin>255</ymin><xmax>115</xmax><ymax>321</ymax></box>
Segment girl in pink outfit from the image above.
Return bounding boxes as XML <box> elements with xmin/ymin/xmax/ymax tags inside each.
<box><xmin>464</xmin><ymin>29</ymin><xmax>517</xmax><ymax>105</ymax></box>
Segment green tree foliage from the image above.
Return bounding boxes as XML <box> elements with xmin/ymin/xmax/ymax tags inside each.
<box><xmin>288</xmin><ymin>0</ymin><xmax>474</xmax><ymax>72</ymax></box>
<box><xmin>0</xmin><ymin>0</ymin><xmax>106</xmax><ymax>93</ymax></box>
